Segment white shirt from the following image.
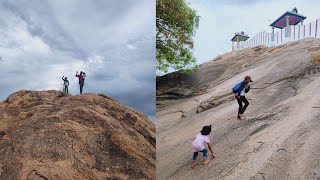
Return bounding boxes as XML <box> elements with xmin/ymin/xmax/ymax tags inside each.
<box><xmin>192</xmin><ymin>133</ymin><xmax>210</xmax><ymax>152</ymax></box>
<box><xmin>236</xmin><ymin>85</ymin><xmax>249</xmax><ymax>96</ymax></box>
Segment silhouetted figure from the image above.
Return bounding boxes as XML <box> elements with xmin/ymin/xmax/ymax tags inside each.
<box><xmin>76</xmin><ymin>71</ymin><xmax>86</xmax><ymax>94</ymax></box>
<box><xmin>62</xmin><ymin>76</ymin><xmax>69</xmax><ymax>94</ymax></box>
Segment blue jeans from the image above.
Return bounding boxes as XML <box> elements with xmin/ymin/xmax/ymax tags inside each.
<box><xmin>79</xmin><ymin>82</ymin><xmax>84</xmax><ymax>94</ymax></box>
<box><xmin>192</xmin><ymin>148</ymin><xmax>208</xmax><ymax>160</ymax></box>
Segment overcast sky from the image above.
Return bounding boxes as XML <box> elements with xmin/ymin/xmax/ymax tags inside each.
<box><xmin>0</xmin><ymin>0</ymin><xmax>155</xmax><ymax>120</ymax></box>
<box><xmin>187</xmin><ymin>0</ymin><xmax>320</xmax><ymax>64</ymax></box>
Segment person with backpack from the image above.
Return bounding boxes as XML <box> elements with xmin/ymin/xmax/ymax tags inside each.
<box><xmin>76</xmin><ymin>71</ymin><xmax>86</xmax><ymax>94</ymax></box>
<box><xmin>232</xmin><ymin>76</ymin><xmax>253</xmax><ymax>120</ymax></box>
<box><xmin>191</xmin><ymin>125</ymin><xmax>215</xmax><ymax>169</ymax></box>
<box><xmin>61</xmin><ymin>76</ymin><xmax>69</xmax><ymax>94</ymax></box>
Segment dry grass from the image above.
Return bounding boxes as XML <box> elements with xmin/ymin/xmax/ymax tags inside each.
<box><xmin>98</xmin><ymin>93</ymin><xmax>116</xmax><ymax>101</ymax></box>
<box><xmin>308</xmin><ymin>46</ymin><xmax>320</xmax><ymax>52</ymax></box>
<box><xmin>310</xmin><ymin>51</ymin><xmax>320</xmax><ymax>64</ymax></box>
<box><xmin>214</xmin><ymin>56</ymin><xmax>222</xmax><ymax>61</ymax></box>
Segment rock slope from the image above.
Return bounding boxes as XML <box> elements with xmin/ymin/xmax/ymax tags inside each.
<box><xmin>0</xmin><ymin>90</ymin><xmax>155</xmax><ymax>179</ymax></box>
<box><xmin>157</xmin><ymin>38</ymin><xmax>320</xmax><ymax>180</ymax></box>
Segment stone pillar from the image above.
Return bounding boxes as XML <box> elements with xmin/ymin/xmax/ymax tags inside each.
<box><xmin>237</xmin><ymin>36</ymin><xmax>239</xmax><ymax>50</ymax></box>
<box><xmin>285</xmin><ymin>16</ymin><xmax>290</xmax><ymax>38</ymax></box>
<box><xmin>272</xmin><ymin>27</ymin><xmax>275</xmax><ymax>41</ymax></box>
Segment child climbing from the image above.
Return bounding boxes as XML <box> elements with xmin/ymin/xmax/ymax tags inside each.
<box><xmin>62</xmin><ymin>76</ymin><xmax>69</xmax><ymax>94</ymax></box>
<box><xmin>76</xmin><ymin>71</ymin><xmax>86</xmax><ymax>94</ymax></box>
<box><xmin>191</xmin><ymin>125</ymin><xmax>215</xmax><ymax>169</ymax></box>
<box><xmin>232</xmin><ymin>76</ymin><xmax>252</xmax><ymax>120</ymax></box>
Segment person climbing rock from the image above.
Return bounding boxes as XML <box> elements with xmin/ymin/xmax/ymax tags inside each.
<box><xmin>191</xmin><ymin>125</ymin><xmax>215</xmax><ymax>169</ymax></box>
<box><xmin>76</xmin><ymin>71</ymin><xmax>86</xmax><ymax>94</ymax></box>
<box><xmin>62</xmin><ymin>76</ymin><xmax>69</xmax><ymax>94</ymax></box>
<box><xmin>232</xmin><ymin>76</ymin><xmax>252</xmax><ymax>120</ymax></box>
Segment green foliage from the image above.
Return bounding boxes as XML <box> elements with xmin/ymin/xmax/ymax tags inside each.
<box><xmin>181</xmin><ymin>64</ymin><xmax>199</xmax><ymax>74</ymax></box>
<box><xmin>156</xmin><ymin>0</ymin><xmax>200</xmax><ymax>73</ymax></box>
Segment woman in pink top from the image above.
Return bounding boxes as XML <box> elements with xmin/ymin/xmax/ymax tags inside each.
<box><xmin>191</xmin><ymin>125</ymin><xmax>215</xmax><ymax>169</ymax></box>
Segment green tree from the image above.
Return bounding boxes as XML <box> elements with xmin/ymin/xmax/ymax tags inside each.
<box><xmin>156</xmin><ymin>0</ymin><xmax>200</xmax><ymax>73</ymax></box>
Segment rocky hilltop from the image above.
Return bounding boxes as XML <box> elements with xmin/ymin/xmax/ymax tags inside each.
<box><xmin>157</xmin><ymin>38</ymin><xmax>320</xmax><ymax>179</ymax></box>
<box><xmin>0</xmin><ymin>90</ymin><xmax>155</xmax><ymax>179</ymax></box>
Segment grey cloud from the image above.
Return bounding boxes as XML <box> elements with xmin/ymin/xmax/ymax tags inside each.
<box><xmin>90</xmin><ymin>71</ymin><xmax>118</xmax><ymax>82</ymax></box>
<box><xmin>2</xmin><ymin>1</ymin><xmax>87</xmax><ymax>59</ymax></box>
<box><xmin>0</xmin><ymin>0</ymin><xmax>155</xmax><ymax>120</ymax></box>
<box><xmin>89</xmin><ymin>80</ymin><xmax>156</xmax><ymax>118</ymax></box>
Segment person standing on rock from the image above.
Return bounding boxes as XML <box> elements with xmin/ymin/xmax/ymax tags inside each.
<box><xmin>191</xmin><ymin>125</ymin><xmax>215</xmax><ymax>169</ymax></box>
<box><xmin>76</xmin><ymin>71</ymin><xmax>86</xmax><ymax>94</ymax></box>
<box><xmin>62</xmin><ymin>76</ymin><xmax>69</xmax><ymax>94</ymax></box>
<box><xmin>232</xmin><ymin>76</ymin><xmax>252</xmax><ymax>120</ymax></box>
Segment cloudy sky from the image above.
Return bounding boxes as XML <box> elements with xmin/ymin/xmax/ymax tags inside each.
<box><xmin>0</xmin><ymin>0</ymin><xmax>155</xmax><ymax>120</ymax></box>
<box><xmin>187</xmin><ymin>0</ymin><xmax>320</xmax><ymax>64</ymax></box>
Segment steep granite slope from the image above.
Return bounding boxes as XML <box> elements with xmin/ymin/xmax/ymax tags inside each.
<box><xmin>157</xmin><ymin>38</ymin><xmax>320</xmax><ymax>180</ymax></box>
<box><xmin>0</xmin><ymin>90</ymin><xmax>155</xmax><ymax>179</ymax></box>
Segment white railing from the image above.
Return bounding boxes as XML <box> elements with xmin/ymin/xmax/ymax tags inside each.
<box><xmin>233</xmin><ymin>17</ymin><xmax>320</xmax><ymax>50</ymax></box>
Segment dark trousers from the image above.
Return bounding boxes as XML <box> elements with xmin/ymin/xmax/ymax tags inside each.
<box><xmin>237</xmin><ymin>96</ymin><xmax>249</xmax><ymax>116</ymax></box>
<box><xmin>64</xmin><ymin>86</ymin><xmax>68</xmax><ymax>94</ymax></box>
<box><xmin>79</xmin><ymin>82</ymin><xmax>84</xmax><ymax>94</ymax></box>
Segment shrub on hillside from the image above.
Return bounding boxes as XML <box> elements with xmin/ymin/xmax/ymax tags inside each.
<box><xmin>311</xmin><ymin>51</ymin><xmax>320</xmax><ymax>64</ymax></box>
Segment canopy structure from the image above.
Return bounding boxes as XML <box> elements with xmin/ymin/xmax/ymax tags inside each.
<box><xmin>231</xmin><ymin>32</ymin><xmax>249</xmax><ymax>50</ymax></box>
<box><xmin>231</xmin><ymin>32</ymin><xmax>249</xmax><ymax>42</ymax></box>
<box><xmin>270</xmin><ymin>11</ymin><xmax>306</xmax><ymax>29</ymax></box>
<box><xmin>270</xmin><ymin>7</ymin><xmax>307</xmax><ymax>40</ymax></box>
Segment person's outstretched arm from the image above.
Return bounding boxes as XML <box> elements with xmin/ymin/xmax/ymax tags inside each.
<box><xmin>207</xmin><ymin>142</ymin><xmax>215</xmax><ymax>158</ymax></box>
<box><xmin>76</xmin><ymin>71</ymin><xmax>78</xmax><ymax>77</ymax></box>
<box><xmin>62</xmin><ymin>76</ymin><xmax>64</xmax><ymax>80</ymax></box>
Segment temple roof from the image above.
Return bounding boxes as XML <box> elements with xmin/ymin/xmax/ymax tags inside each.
<box><xmin>270</xmin><ymin>11</ymin><xmax>307</xmax><ymax>29</ymax></box>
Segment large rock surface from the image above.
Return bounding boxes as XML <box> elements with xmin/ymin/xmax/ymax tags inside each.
<box><xmin>0</xmin><ymin>90</ymin><xmax>155</xmax><ymax>179</ymax></box>
<box><xmin>157</xmin><ymin>38</ymin><xmax>320</xmax><ymax>180</ymax></box>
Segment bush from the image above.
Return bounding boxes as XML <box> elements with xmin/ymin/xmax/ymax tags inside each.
<box><xmin>98</xmin><ymin>93</ymin><xmax>115</xmax><ymax>101</ymax></box>
<box><xmin>58</xmin><ymin>86</ymin><xmax>67</xmax><ymax>97</ymax></box>
<box><xmin>311</xmin><ymin>51</ymin><xmax>320</xmax><ymax>64</ymax></box>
